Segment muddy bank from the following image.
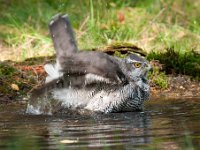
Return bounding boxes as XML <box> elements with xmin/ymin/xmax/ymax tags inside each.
<box><xmin>0</xmin><ymin>59</ymin><xmax>199</xmax><ymax>104</ymax></box>
<box><xmin>150</xmin><ymin>75</ymin><xmax>200</xmax><ymax>100</ymax></box>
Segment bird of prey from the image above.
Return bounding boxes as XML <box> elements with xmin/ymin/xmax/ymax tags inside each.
<box><xmin>27</xmin><ymin>14</ymin><xmax>152</xmax><ymax>114</ymax></box>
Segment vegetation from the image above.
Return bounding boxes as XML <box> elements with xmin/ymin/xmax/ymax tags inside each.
<box><xmin>0</xmin><ymin>61</ymin><xmax>37</xmax><ymax>100</ymax></box>
<box><xmin>148</xmin><ymin>67</ymin><xmax>168</xmax><ymax>89</ymax></box>
<box><xmin>0</xmin><ymin>2</ymin><xmax>199</xmax><ymax>150</ymax></box>
<box><xmin>0</xmin><ymin>0</ymin><xmax>199</xmax><ymax>91</ymax></box>
<box><xmin>0</xmin><ymin>62</ymin><xmax>16</xmax><ymax>78</ymax></box>
<box><xmin>1</xmin><ymin>0</ymin><xmax>200</xmax><ymax>58</ymax></box>
<box><xmin>148</xmin><ymin>47</ymin><xmax>200</xmax><ymax>78</ymax></box>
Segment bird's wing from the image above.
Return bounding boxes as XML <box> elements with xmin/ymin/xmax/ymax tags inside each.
<box><xmin>49</xmin><ymin>14</ymin><xmax>127</xmax><ymax>84</ymax></box>
<box><xmin>59</xmin><ymin>51</ymin><xmax>127</xmax><ymax>84</ymax></box>
<box><xmin>49</xmin><ymin>14</ymin><xmax>78</xmax><ymax>57</ymax></box>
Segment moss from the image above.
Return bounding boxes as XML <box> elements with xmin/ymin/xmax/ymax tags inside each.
<box><xmin>148</xmin><ymin>67</ymin><xmax>169</xmax><ymax>89</ymax></box>
<box><xmin>0</xmin><ymin>62</ymin><xmax>17</xmax><ymax>78</ymax></box>
<box><xmin>0</xmin><ymin>61</ymin><xmax>37</xmax><ymax>100</ymax></box>
<box><xmin>147</xmin><ymin>47</ymin><xmax>200</xmax><ymax>78</ymax></box>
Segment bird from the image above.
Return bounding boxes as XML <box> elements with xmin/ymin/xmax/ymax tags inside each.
<box><xmin>26</xmin><ymin>14</ymin><xmax>152</xmax><ymax>114</ymax></box>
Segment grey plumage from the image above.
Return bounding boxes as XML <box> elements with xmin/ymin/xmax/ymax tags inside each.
<box><xmin>27</xmin><ymin>14</ymin><xmax>151</xmax><ymax>114</ymax></box>
<box><xmin>49</xmin><ymin>14</ymin><xmax>78</xmax><ymax>55</ymax></box>
<box><xmin>49</xmin><ymin>14</ymin><xmax>126</xmax><ymax>84</ymax></box>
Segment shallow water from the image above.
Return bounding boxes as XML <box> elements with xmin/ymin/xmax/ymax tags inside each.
<box><xmin>0</xmin><ymin>98</ymin><xmax>200</xmax><ymax>150</ymax></box>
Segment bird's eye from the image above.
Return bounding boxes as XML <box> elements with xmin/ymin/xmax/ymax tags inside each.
<box><xmin>133</xmin><ymin>62</ymin><xmax>142</xmax><ymax>68</ymax></box>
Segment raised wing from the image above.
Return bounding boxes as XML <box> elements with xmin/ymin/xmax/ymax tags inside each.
<box><xmin>48</xmin><ymin>14</ymin><xmax>127</xmax><ymax>85</ymax></box>
<box><xmin>49</xmin><ymin>14</ymin><xmax>78</xmax><ymax>57</ymax></box>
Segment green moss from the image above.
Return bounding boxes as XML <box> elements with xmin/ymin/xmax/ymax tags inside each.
<box><xmin>147</xmin><ymin>47</ymin><xmax>200</xmax><ymax>78</ymax></box>
<box><xmin>148</xmin><ymin>67</ymin><xmax>169</xmax><ymax>89</ymax></box>
<box><xmin>0</xmin><ymin>62</ymin><xmax>17</xmax><ymax>78</ymax></box>
<box><xmin>0</xmin><ymin>61</ymin><xmax>37</xmax><ymax>99</ymax></box>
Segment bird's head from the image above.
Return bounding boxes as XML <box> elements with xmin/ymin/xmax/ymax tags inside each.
<box><xmin>123</xmin><ymin>53</ymin><xmax>152</xmax><ymax>85</ymax></box>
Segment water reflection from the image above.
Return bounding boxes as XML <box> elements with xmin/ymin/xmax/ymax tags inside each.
<box><xmin>0</xmin><ymin>98</ymin><xmax>200</xmax><ymax>149</ymax></box>
<box><xmin>46</xmin><ymin>112</ymin><xmax>151</xmax><ymax>148</ymax></box>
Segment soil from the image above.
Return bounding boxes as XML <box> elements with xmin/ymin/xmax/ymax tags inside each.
<box><xmin>0</xmin><ymin>56</ymin><xmax>199</xmax><ymax>104</ymax></box>
<box><xmin>150</xmin><ymin>75</ymin><xmax>200</xmax><ymax>100</ymax></box>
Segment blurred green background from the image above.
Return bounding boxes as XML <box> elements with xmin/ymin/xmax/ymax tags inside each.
<box><xmin>0</xmin><ymin>0</ymin><xmax>199</xmax><ymax>79</ymax></box>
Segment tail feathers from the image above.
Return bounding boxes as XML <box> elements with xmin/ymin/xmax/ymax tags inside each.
<box><xmin>44</xmin><ymin>64</ymin><xmax>62</xmax><ymax>83</ymax></box>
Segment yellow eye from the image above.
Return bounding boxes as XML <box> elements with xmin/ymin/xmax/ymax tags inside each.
<box><xmin>133</xmin><ymin>62</ymin><xmax>142</xmax><ymax>68</ymax></box>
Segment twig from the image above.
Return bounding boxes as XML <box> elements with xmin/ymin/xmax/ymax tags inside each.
<box><xmin>77</xmin><ymin>16</ymin><xmax>90</xmax><ymax>39</ymax></box>
<box><xmin>79</xmin><ymin>16</ymin><xmax>89</xmax><ymax>32</ymax></box>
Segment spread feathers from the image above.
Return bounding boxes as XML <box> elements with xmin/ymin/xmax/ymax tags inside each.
<box><xmin>27</xmin><ymin>14</ymin><xmax>151</xmax><ymax>114</ymax></box>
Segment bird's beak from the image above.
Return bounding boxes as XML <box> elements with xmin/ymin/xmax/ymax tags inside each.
<box><xmin>142</xmin><ymin>64</ymin><xmax>152</xmax><ymax>79</ymax></box>
<box><xmin>148</xmin><ymin>65</ymin><xmax>153</xmax><ymax>73</ymax></box>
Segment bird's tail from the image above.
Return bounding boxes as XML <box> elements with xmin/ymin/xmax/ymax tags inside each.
<box><xmin>49</xmin><ymin>14</ymin><xmax>78</xmax><ymax>59</ymax></box>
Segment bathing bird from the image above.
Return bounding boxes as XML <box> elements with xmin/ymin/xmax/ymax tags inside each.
<box><xmin>27</xmin><ymin>14</ymin><xmax>151</xmax><ymax>114</ymax></box>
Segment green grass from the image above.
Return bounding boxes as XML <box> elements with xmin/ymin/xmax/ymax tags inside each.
<box><xmin>148</xmin><ymin>67</ymin><xmax>168</xmax><ymax>89</ymax></box>
<box><xmin>0</xmin><ymin>0</ymin><xmax>199</xmax><ymax>80</ymax></box>
<box><xmin>0</xmin><ymin>62</ymin><xmax>16</xmax><ymax>78</ymax></box>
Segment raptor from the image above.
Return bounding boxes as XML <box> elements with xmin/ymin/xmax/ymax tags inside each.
<box><xmin>27</xmin><ymin>14</ymin><xmax>152</xmax><ymax>114</ymax></box>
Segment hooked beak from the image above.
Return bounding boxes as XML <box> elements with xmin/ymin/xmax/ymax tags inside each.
<box><xmin>148</xmin><ymin>65</ymin><xmax>153</xmax><ymax>73</ymax></box>
<box><xmin>141</xmin><ymin>64</ymin><xmax>152</xmax><ymax>83</ymax></box>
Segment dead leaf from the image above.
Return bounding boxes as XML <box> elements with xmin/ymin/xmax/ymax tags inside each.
<box><xmin>11</xmin><ymin>84</ymin><xmax>19</xmax><ymax>91</ymax></box>
<box><xmin>117</xmin><ymin>11</ymin><xmax>125</xmax><ymax>23</ymax></box>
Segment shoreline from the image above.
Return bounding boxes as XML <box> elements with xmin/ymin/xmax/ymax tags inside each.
<box><xmin>0</xmin><ymin>60</ymin><xmax>199</xmax><ymax>104</ymax></box>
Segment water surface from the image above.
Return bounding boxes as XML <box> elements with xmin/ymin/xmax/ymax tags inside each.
<box><xmin>0</xmin><ymin>98</ymin><xmax>199</xmax><ymax>149</ymax></box>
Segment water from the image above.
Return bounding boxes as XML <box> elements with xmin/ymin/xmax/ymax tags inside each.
<box><xmin>0</xmin><ymin>98</ymin><xmax>200</xmax><ymax>150</ymax></box>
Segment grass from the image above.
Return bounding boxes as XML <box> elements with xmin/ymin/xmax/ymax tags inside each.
<box><xmin>0</xmin><ymin>0</ymin><xmax>199</xmax><ymax>89</ymax></box>
<box><xmin>148</xmin><ymin>67</ymin><xmax>168</xmax><ymax>89</ymax></box>
<box><xmin>0</xmin><ymin>62</ymin><xmax>16</xmax><ymax>78</ymax></box>
<box><xmin>0</xmin><ymin>0</ymin><xmax>199</xmax><ymax>59</ymax></box>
